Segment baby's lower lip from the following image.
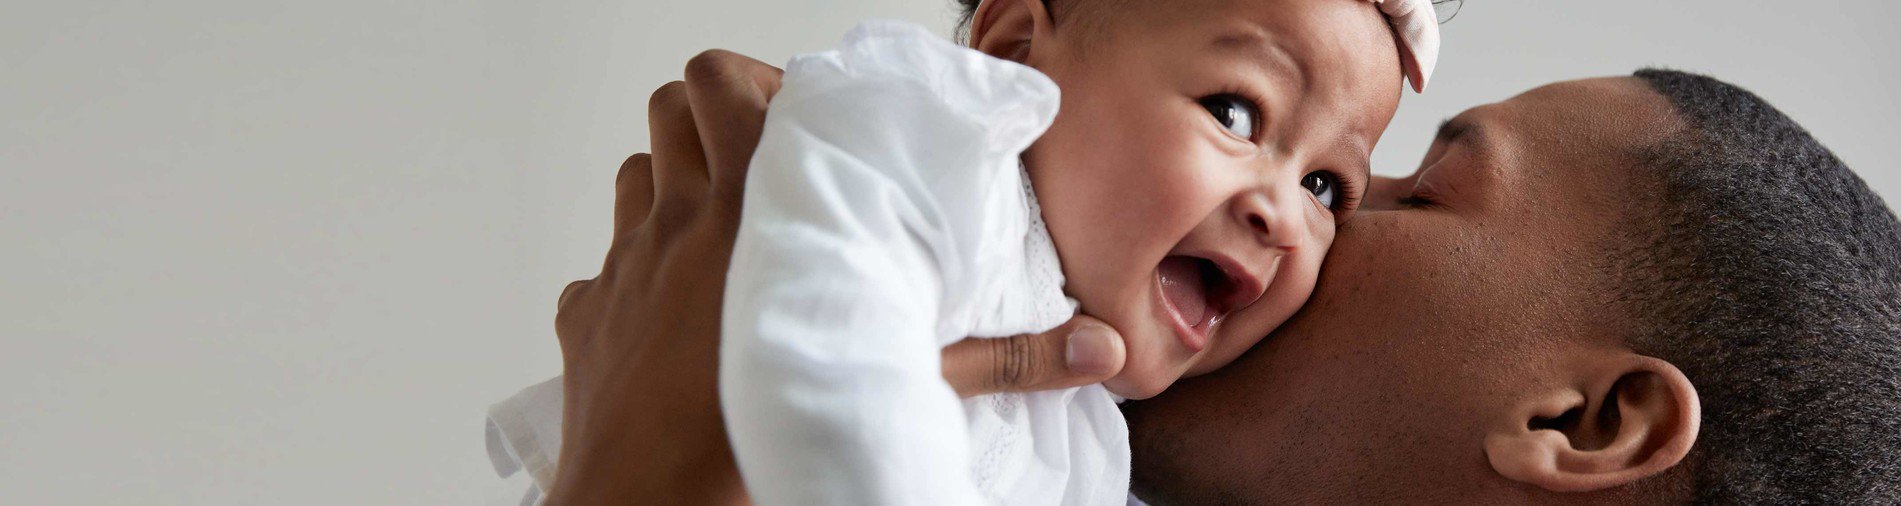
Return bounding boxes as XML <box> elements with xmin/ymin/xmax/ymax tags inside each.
<box><xmin>1156</xmin><ymin>257</ymin><xmax>1212</xmax><ymax>352</ymax></box>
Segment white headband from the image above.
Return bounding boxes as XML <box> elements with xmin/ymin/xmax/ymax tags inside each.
<box><xmin>1366</xmin><ymin>0</ymin><xmax>1441</xmax><ymax>92</ymax></box>
<box><xmin>971</xmin><ymin>0</ymin><xmax>1442</xmax><ymax>92</ymax></box>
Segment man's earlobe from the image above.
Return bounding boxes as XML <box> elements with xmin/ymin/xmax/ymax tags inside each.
<box><xmin>1484</xmin><ymin>356</ymin><xmax>1700</xmax><ymax>492</ymax></box>
<box><xmin>969</xmin><ymin>0</ymin><xmax>1052</xmax><ymax>63</ymax></box>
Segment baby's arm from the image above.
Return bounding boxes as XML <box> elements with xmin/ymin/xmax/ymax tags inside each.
<box><xmin>718</xmin><ymin>21</ymin><xmax>1059</xmax><ymax>505</ymax></box>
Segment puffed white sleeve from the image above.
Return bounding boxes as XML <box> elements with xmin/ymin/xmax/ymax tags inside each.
<box><xmin>718</xmin><ymin>21</ymin><xmax>1060</xmax><ymax>506</ymax></box>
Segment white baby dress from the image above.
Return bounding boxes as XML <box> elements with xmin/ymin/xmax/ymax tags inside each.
<box><xmin>487</xmin><ymin>20</ymin><xmax>1127</xmax><ymax>506</ymax></box>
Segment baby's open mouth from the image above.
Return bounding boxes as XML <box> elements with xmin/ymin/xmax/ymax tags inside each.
<box><xmin>1157</xmin><ymin>255</ymin><xmax>1263</xmax><ymax>352</ymax></box>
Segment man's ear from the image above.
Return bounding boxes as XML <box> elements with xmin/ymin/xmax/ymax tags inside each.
<box><xmin>1484</xmin><ymin>355</ymin><xmax>1700</xmax><ymax>492</ymax></box>
<box><xmin>968</xmin><ymin>0</ymin><xmax>1054</xmax><ymax>63</ymax></box>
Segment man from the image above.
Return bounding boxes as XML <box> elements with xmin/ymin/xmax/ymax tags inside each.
<box><xmin>542</xmin><ymin>51</ymin><xmax>1901</xmax><ymax>503</ymax></box>
<box><xmin>1122</xmin><ymin>69</ymin><xmax>1901</xmax><ymax>503</ymax></box>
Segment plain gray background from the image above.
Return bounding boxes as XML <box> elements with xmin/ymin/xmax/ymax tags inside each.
<box><xmin>4</xmin><ymin>1</ymin><xmax>1896</xmax><ymax>504</ymax></box>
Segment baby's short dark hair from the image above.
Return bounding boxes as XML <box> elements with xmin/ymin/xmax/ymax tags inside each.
<box><xmin>1617</xmin><ymin>68</ymin><xmax>1901</xmax><ymax>502</ymax></box>
<box><xmin>951</xmin><ymin>0</ymin><xmax>1097</xmax><ymax>43</ymax></box>
<box><xmin>953</xmin><ymin>0</ymin><xmax>986</xmax><ymax>37</ymax></box>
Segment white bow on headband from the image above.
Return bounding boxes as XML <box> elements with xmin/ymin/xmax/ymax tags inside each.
<box><xmin>1367</xmin><ymin>0</ymin><xmax>1441</xmax><ymax>92</ymax></box>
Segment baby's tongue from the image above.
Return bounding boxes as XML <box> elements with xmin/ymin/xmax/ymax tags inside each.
<box><xmin>1159</xmin><ymin>256</ymin><xmax>1209</xmax><ymax>327</ymax></box>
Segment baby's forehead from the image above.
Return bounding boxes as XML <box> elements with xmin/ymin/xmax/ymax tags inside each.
<box><xmin>1067</xmin><ymin>0</ymin><xmax>1405</xmax><ymax>151</ymax></box>
<box><xmin>1096</xmin><ymin>0</ymin><xmax>1402</xmax><ymax>92</ymax></box>
<box><xmin>1103</xmin><ymin>0</ymin><xmax>1398</xmax><ymax>51</ymax></box>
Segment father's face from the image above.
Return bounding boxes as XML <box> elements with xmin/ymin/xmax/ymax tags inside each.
<box><xmin>1123</xmin><ymin>77</ymin><xmax>1681</xmax><ymax>503</ymax></box>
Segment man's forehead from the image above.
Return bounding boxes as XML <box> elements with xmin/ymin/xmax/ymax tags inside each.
<box><xmin>1444</xmin><ymin>77</ymin><xmax>1683</xmax><ymax>245</ymax></box>
<box><xmin>1504</xmin><ymin>76</ymin><xmax>1681</xmax><ymax>138</ymax></box>
<box><xmin>1454</xmin><ymin>76</ymin><xmax>1681</xmax><ymax>189</ymax></box>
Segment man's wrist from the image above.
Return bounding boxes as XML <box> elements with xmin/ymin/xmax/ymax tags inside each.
<box><xmin>545</xmin><ymin>459</ymin><xmax>743</xmax><ymax>505</ymax></box>
<box><xmin>543</xmin><ymin>424</ymin><xmax>747</xmax><ymax>505</ymax></box>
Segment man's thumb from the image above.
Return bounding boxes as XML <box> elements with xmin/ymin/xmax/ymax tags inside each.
<box><xmin>942</xmin><ymin>316</ymin><xmax>1126</xmax><ymax>397</ymax></box>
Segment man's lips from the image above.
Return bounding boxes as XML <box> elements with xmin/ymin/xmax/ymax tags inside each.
<box><xmin>1156</xmin><ymin>254</ymin><xmax>1271</xmax><ymax>353</ymax></box>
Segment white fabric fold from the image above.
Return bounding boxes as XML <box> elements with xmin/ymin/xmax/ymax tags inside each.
<box><xmin>484</xmin><ymin>376</ymin><xmax>563</xmax><ymax>506</ymax></box>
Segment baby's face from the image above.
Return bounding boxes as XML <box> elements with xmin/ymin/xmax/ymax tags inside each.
<box><xmin>1011</xmin><ymin>0</ymin><xmax>1403</xmax><ymax>398</ymax></box>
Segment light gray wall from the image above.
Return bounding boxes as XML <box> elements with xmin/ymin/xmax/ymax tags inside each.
<box><xmin>1375</xmin><ymin>1</ymin><xmax>1901</xmax><ymax>189</ymax></box>
<box><xmin>3</xmin><ymin>1</ymin><xmax>1895</xmax><ymax>504</ymax></box>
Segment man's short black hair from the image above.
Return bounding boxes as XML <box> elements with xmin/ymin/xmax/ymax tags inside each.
<box><xmin>1620</xmin><ymin>68</ymin><xmax>1901</xmax><ymax>502</ymax></box>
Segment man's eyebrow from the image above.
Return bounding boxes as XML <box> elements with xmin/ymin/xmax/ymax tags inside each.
<box><xmin>1435</xmin><ymin>116</ymin><xmax>1481</xmax><ymax>146</ymax></box>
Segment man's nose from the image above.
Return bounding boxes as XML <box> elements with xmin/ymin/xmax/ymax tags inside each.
<box><xmin>1228</xmin><ymin>185</ymin><xmax>1305</xmax><ymax>251</ymax></box>
<box><xmin>1359</xmin><ymin>174</ymin><xmax>1413</xmax><ymax>212</ymax></box>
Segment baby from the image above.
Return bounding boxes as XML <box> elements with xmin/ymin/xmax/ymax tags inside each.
<box><xmin>485</xmin><ymin>0</ymin><xmax>1439</xmax><ymax>504</ymax></box>
<box><xmin>719</xmin><ymin>0</ymin><xmax>1439</xmax><ymax>504</ymax></box>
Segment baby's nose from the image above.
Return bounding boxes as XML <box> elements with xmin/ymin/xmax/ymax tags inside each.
<box><xmin>1228</xmin><ymin>186</ymin><xmax>1306</xmax><ymax>252</ymax></box>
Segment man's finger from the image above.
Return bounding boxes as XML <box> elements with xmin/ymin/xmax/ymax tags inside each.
<box><xmin>942</xmin><ymin>316</ymin><xmax>1126</xmax><ymax>397</ymax></box>
<box><xmin>683</xmin><ymin>50</ymin><xmax>784</xmax><ymax>197</ymax></box>
<box><xmin>613</xmin><ymin>153</ymin><xmax>656</xmax><ymax>241</ymax></box>
<box><xmin>558</xmin><ymin>278</ymin><xmax>592</xmax><ymax>309</ymax></box>
<box><xmin>647</xmin><ymin>80</ymin><xmax>710</xmax><ymax>215</ymax></box>
<box><xmin>553</xmin><ymin>278</ymin><xmax>597</xmax><ymax>362</ymax></box>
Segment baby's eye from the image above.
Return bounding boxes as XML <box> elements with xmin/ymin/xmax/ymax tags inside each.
<box><xmin>1198</xmin><ymin>94</ymin><xmax>1259</xmax><ymax>140</ymax></box>
<box><xmin>1302</xmin><ymin>171</ymin><xmax>1339</xmax><ymax>210</ymax></box>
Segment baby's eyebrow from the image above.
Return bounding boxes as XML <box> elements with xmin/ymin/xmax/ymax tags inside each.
<box><xmin>1209</xmin><ymin>30</ymin><xmax>1307</xmax><ymax>93</ymax></box>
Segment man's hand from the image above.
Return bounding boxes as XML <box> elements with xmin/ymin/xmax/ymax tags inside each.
<box><xmin>943</xmin><ymin>316</ymin><xmax>1126</xmax><ymax>397</ymax></box>
<box><xmin>543</xmin><ymin>49</ymin><xmax>778</xmax><ymax>505</ymax></box>
<box><xmin>542</xmin><ymin>50</ymin><xmax>1124</xmax><ymax>505</ymax></box>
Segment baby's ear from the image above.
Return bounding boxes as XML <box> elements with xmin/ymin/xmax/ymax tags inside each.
<box><xmin>969</xmin><ymin>0</ymin><xmax>1052</xmax><ymax>63</ymax></box>
<box><xmin>1484</xmin><ymin>354</ymin><xmax>1700</xmax><ymax>492</ymax></box>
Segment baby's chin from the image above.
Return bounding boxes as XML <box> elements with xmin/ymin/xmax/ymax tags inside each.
<box><xmin>1103</xmin><ymin>370</ymin><xmax>1180</xmax><ymax>400</ymax></box>
<box><xmin>1100</xmin><ymin>333</ymin><xmax>1197</xmax><ymax>400</ymax></box>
